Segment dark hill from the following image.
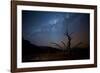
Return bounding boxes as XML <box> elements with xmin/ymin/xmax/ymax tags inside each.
<box><xmin>22</xmin><ymin>38</ymin><xmax>66</xmax><ymax>62</ymax></box>
<box><xmin>22</xmin><ymin>38</ymin><xmax>90</xmax><ymax>62</ymax></box>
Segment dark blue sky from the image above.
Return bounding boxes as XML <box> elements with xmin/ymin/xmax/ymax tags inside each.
<box><xmin>22</xmin><ymin>10</ymin><xmax>90</xmax><ymax>49</ymax></box>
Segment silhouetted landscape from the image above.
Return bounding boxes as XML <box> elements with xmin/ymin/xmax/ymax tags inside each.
<box><xmin>22</xmin><ymin>11</ymin><xmax>90</xmax><ymax>62</ymax></box>
<box><xmin>22</xmin><ymin>38</ymin><xmax>90</xmax><ymax>62</ymax></box>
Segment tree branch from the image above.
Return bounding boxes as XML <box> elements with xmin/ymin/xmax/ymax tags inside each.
<box><xmin>73</xmin><ymin>42</ymin><xmax>82</xmax><ymax>48</ymax></box>
<box><xmin>61</xmin><ymin>41</ymin><xmax>67</xmax><ymax>49</ymax></box>
<box><xmin>69</xmin><ymin>32</ymin><xmax>74</xmax><ymax>36</ymax></box>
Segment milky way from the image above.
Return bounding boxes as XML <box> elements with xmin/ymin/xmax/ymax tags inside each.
<box><xmin>22</xmin><ymin>10</ymin><xmax>90</xmax><ymax>49</ymax></box>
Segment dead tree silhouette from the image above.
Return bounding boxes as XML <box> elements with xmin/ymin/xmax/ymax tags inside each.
<box><xmin>51</xmin><ymin>15</ymin><xmax>83</xmax><ymax>55</ymax></box>
<box><xmin>66</xmin><ymin>32</ymin><xmax>72</xmax><ymax>54</ymax></box>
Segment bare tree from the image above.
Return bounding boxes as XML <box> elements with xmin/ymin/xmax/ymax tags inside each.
<box><xmin>63</xmin><ymin>15</ymin><xmax>73</xmax><ymax>50</ymax></box>
<box><xmin>63</xmin><ymin>16</ymin><xmax>72</xmax><ymax>54</ymax></box>
<box><xmin>51</xmin><ymin>15</ymin><xmax>73</xmax><ymax>51</ymax></box>
<box><xmin>51</xmin><ymin>15</ymin><xmax>82</xmax><ymax>55</ymax></box>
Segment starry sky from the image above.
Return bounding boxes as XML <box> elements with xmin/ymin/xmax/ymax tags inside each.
<box><xmin>22</xmin><ymin>10</ymin><xmax>90</xmax><ymax>49</ymax></box>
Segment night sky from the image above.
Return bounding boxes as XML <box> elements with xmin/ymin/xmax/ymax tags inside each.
<box><xmin>22</xmin><ymin>10</ymin><xmax>90</xmax><ymax>49</ymax></box>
